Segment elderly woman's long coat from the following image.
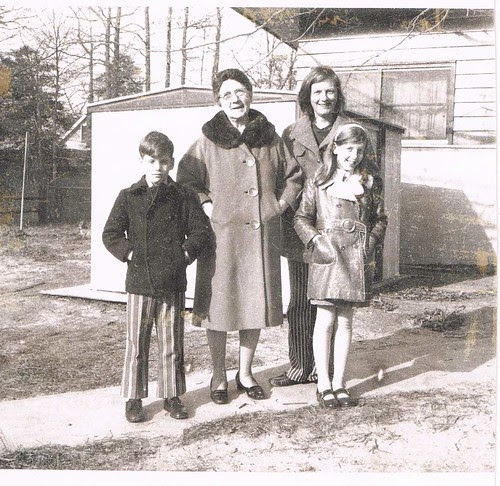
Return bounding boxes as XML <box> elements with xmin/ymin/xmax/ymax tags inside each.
<box><xmin>177</xmin><ymin>109</ymin><xmax>302</xmax><ymax>331</ymax></box>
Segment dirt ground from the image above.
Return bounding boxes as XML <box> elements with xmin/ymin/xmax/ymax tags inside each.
<box><xmin>0</xmin><ymin>224</ymin><xmax>496</xmax><ymax>473</ymax></box>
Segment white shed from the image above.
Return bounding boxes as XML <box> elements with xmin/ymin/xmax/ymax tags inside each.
<box><xmin>86</xmin><ymin>85</ymin><xmax>402</xmax><ymax>305</ymax></box>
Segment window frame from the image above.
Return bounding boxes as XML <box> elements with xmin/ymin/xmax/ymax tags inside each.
<box><xmin>336</xmin><ymin>63</ymin><xmax>456</xmax><ymax>144</ymax></box>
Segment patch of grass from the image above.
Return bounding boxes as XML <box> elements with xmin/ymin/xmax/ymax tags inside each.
<box><xmin>0</xmin><ymin>437</ymin><xmax>160</xmax><ymax>470</ymax></box>
<box><xmin>386</xmin><ymin>286</ymin><xmax>495</xmax><ymax>302</ymax></box>
<box><xmin>0</xmin><ymin>387</ymin><xmax>493</xmax><ymax>471</ymax></box>
<box><xmin>412</xmin><ymin>306</ymin><xmax>466</xmax><ymax>332</ymax></box>
<box><xmin>0</xmin><ymin>304</ymin><xmax>214</xmax><ymax>400</ymax></box>
<box><xmin>180</xmin><ymin>388</ymin><xmax>491</xmax><ymax>447</ymax></box>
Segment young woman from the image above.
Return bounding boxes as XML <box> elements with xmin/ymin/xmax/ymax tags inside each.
<box><xmin>270</xmin><ymin>66</ymin><xmax>345</xmax><ymax>387</ymax></box>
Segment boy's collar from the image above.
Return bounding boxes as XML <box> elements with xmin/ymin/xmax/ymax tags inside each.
<box><xmin>129</xmin><ymin>175</ymin><xmax>174</xmax><ymax>193</ymax></box>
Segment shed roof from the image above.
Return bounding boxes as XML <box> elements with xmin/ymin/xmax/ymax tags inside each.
<box><xmin>86</xmin><ymin>85</ymin><xmax>297</xmax><ymax>113</ymax></box>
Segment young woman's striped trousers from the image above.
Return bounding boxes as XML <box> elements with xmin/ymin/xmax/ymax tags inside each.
<box><xmin>285</xmin><ymin>260</ymin><xmax>318</xmax><ymax>382</ymax></box>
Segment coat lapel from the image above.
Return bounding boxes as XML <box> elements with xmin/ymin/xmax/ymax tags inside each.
<box><xmin>289</xmin><ymin>116</ymin><xmax>319</xmax><ymax>156</ymax></box>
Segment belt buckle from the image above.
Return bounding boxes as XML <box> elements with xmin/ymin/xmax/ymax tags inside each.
<box><xmin>342</xmin><ymin>218</ymin><xmax>356</xmax><ymax>233</ymax></box>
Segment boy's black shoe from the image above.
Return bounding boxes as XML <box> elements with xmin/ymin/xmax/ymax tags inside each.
<box><xmin>164</xmin><ymin>397</ymin><xmax>188</xmax><ymax>419</ymax></box>
<box><xmin>125</xmin><ymin>399</ymin><xmax>145</xmax><ymax>423</ymax></box>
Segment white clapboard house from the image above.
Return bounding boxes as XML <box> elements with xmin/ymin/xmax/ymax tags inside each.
<box><xmin>237</xmin><ymin>7</ymin><xmax>496</xmax><ymax>272</ymax></box>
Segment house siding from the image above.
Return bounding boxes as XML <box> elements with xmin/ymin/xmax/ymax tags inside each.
<box><xmin>296</xmin><ymin>29</ymin><xmax>496</xmax><ymax>145</ymax></box>
<box><xmin>295</xmin><ymin>28</ymin><xmax>496</xmax><ymax>269</ymax></box>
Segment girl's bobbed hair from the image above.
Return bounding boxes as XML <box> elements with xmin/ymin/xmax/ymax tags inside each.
<box><xmin>314</xmin><ymin>123</ymin><xmax>373</xmax><ymax>187</ymax></box>
<box><xmin>212</xmin><ymin>68</ymin><xmax>253</xmax><ymax>101</ymax></box>
<box><xmin>334</xmin><ymin>123</ymin><xmax>368</xmax><ymax>146</ymax></box>
<box><xmin>298</xmin><ymin>66</ymin><xmax>345</xmax><ymax>120</ymax></box>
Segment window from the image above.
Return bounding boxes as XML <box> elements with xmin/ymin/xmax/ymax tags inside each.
<box><xmin>338</xmin><ymin>66</ymin><xmax>454</xmax><ymax>142</ymax></box>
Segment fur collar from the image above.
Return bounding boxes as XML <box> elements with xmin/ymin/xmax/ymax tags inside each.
<box><xmin>202</xmin><ymin>108</ymin><xmax>276</xmax><ymax>149</ymax></box>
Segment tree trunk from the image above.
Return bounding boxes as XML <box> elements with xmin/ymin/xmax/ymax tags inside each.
<box><xmin>144</xmin><ymin>7</ymin><xmax>150</xmax><ymax>91</ymax></box>
<box><xmin>283</xmin><ymin>49</ymin><xmax>297</xmax><ymax>91</ymax></box>
<box><xmin>165</xmin><ymin>6</ymin><xmax>172</xmax><ymax>88</ymax></box>
<box><xmin>181</xmin><ymin>7</ymin><xmax>189</xmax><ymax>85</ymax></box>
<box><xmin>104</xmin><ymin>7</ymin><xmax>111</xmax><ymax>98</ymax></box>
<box><xmin>51</xmin><ymin>11</ymin><xmax>60</xmax><ymax>180</ymax></box>
<box><xmin>88</xmin><ymin>24</ymin><xmax>94</xmax><ymax>103</ymax></box>
<box><xmin>212</xmin><ymin>7</ymin><xmax>222</xmax><ymax>79</ymax></box>
<box><xmin>200</xmin><ymin>27</ymin><xmax>206</xmax><ymax>84</ymax></box>
<box><xmin>112</xmin><ymin>7</ymin><xmax>122</xmax><ymax>97</ymax></box>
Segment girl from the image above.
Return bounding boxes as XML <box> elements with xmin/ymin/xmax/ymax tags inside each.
<box><xmin>294</xmin><ymin>123</ymin><xmax>387</xmax><ymax>409</ymax></box>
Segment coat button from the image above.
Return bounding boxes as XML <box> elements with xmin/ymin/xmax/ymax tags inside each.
<box><xmin>249</xmin><ymin>220</ymin><xmax>260</xmax><ymax>230</ymax></box>
<box><xmin>247</xmin><ymin>157</ymin><xmax>255</xmax><ymax>167</ymax></box>
<box><xmin>248</xmin><ymin>187</ymin><xmax>258</xmax><ymax>197</ymax></box>
<box><xmin>336</xmin><ymin>203</ymin><xmax>342</xmax><ymax>208</ymax></box>
<box><xmin>341</xmin><ymin>246</ymin><xmax>346</xmax><ymax>251</ymax></box>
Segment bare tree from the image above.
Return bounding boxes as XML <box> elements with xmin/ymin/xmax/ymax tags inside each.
<box><xmin>144</xmin><ymin>6</ymin><xmax>150</xmax><ymax>91</ymax></box>
<box><xmin>165</xmin><ymin>6</ymin><xmax>172</xmax><ymax>87</ymax></box>
<box><xmin>30</xmin><ymin>10</ymin><xmax>81</xmax><ymax>178</ymax></box>
<box><xmin>111</xmin><ymin>7</ymin><xmax>122</xmax><ymax>97</ymax></box>
<box><xmin>72</xmin><ymin>7</ymin><xmax>96</xmax><ymax>104</ymax></box>
<box><xmin>211</xmin><ymin>7</ymin><xmax>222</xmax><ymax>80</ymax></box>
<box><xmin>0</xmin><ymin>7</ymin><xmax>35</xmax><ymax>47</ymax></box>
<box><xmin>103</xmin><ymin>7</ymin><xmax>111</xmax><ymax>97</ymax></box>
<box><xmin>181</xmin><ymin>7</ymin><xmax>189</xmax><ymax>85</ymax></box>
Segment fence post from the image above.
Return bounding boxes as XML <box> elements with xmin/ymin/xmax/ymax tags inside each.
<box><xmin>19</xmin><ymin>131</ymin><xmax>28</xmax><ymax>232</ymax></box>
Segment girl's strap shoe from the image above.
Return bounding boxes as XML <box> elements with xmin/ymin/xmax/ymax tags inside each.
<box><xmin>316</xmin><ymin>389</ymin><xmax>339</xmax><ymax>408</ymax></box>
<box><xmin>332</xmin><ymin>387</ymin><xmax>359</xmax><ymax>407</ymax></box>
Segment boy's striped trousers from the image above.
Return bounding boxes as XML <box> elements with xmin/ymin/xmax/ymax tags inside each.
<box><xmin>122</xmin><ymin>292</ymin><xmax>186</xmax><ymax>399</ymax></box>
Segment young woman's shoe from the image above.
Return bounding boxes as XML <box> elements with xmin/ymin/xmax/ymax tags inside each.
<box><xmin>332</xmin><ymin>387</ymin><xmax>358</xmax><ymax>407</ymax></box>
<box><xmin>235</xmin><ymin>372</ymin><xmax>266</xmax><ymax>400</ymax></box>
<box><xmin>210</xmin><ymin>378</ymin><xmax>229</xmax><ymax>405</ymax></box>
<box><xmin>316</xmin><ymin>389</ymin><xmax>339</xmax><ymax>409</ymax></box>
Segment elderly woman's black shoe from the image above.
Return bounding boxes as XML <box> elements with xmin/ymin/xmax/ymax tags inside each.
<box><xmin>210</xmin><ymin>378</ymin><xmax>229</xmax><ymax>405</ymax></box>
<box><xmin>235</xmin><ymin>372</ymin><xmax>266</xmax><ymax>400</ymax></box>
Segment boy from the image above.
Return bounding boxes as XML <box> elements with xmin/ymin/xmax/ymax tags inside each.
<box><xmin>102</xmin><ymin>131</ymin><xmax>212</xmax><ymax>422</ymax></box>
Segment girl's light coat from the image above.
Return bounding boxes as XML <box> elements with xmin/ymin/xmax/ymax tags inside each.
<box><xmin>294</xmin><ymin>170</ymin><xmax>387</xmax><ymax>302</ymax></box>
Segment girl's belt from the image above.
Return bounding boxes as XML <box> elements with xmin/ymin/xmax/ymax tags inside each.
<box><xmin>316</xmin><ymin>218</ymin><xmax>366</xmax><ymax>233</ymax></box>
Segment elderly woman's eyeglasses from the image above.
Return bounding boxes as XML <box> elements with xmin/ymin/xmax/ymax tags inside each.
<box><xmin>219</xmin><ymin>88</ymin><xmax>249</xmax><ymax>101</ymax></box>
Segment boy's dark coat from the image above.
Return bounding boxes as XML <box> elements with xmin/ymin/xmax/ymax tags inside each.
<box><xmin>102</xmin><ymin>176</ymin><xmax>213</xmax><ymax>297</ymax></box>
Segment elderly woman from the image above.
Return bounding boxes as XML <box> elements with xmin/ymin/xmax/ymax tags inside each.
<box><xmin>177</xmin><ymin>68</ymin><xmax>302</xmax><ymax>404</ymax></box>
<box><xmin>270</xmin><ymin>66</ymin><xmax>349</xmax><ymax>388</ymax></box>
